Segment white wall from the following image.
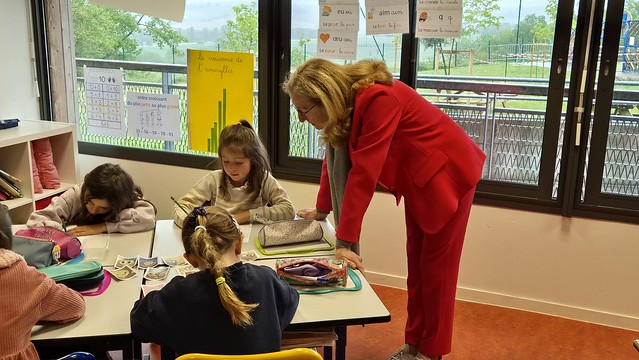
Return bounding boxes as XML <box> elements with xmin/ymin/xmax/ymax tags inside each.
<box><xmin>0</xmin><ymin>0</ymin><xmax>41</xmax><ymax>120</ymax></box>
<box><xmin>79</xmin><ymin>155</ymin><xmax>639</xmax><ymax>331</ymax></box>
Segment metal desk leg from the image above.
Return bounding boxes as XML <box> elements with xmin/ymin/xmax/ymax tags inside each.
<box><xmin>335</xmin><ymin>326</ymin><xmax>347</xmax><ymax>360</ymax></box>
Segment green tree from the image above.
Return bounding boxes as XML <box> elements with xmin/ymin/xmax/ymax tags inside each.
<box><xmin>463</xmin><ymin>0</ymin><xmax>503</xmax><ymax>37</ymax></box>
<box><xmin>220</xmin><ymin>1</ymin><xmax>258</xmax><ymax>53</ymax></box>
<box><xmin>292</xmin><ymin>38</ymin><xmax>311</xmax><ymax>68</ymax></box>
<box><xmin>72</xmin><ymin>0</ymin><xmax>187</xmax><ymax>61</ymax></box>
<box><xmin>518</xmin><ymin>14</ymin><xmax>548</xmax><ymax>44</ymax></box>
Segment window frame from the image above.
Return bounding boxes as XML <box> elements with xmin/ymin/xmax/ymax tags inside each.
<box><xmin>36</xmin><ymin>0</ymin><xmax>639</xmax><ymax>225</ymax></box>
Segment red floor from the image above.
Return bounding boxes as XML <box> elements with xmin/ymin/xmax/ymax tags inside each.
<box><xmin>119</xmin><ymin>284</ymin><xmax>639</xmax><ymax>359</ymax></box>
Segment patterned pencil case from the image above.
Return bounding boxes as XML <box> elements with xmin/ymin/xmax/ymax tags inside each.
<box><xmin>258</xmin><ymin>220</ymin><xmax>324</xmax><ymax>247</ymax></box>
<box><xmin>276</xmin><ymin>258</ymin><xmax>347</xmax><ymax>287</ymax></box>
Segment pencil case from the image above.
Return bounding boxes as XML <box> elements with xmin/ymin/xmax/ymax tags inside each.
<box><xmin>39</xmin><ymin>260</ymin><xmax>105</xmax><ymax>291</ymax></box>
<box><xmin>258</xmin><ymin>220</ymin><xmax>324</xmax><ymax>247</ymax></box>
<box><xmin>16</xmin><ymin>226</ymin><xmax>82</xmax><ymax>259</ymax></box>
<box><xmin>276</xmin><ymin>258</ymin><xmax>347</xmax><ymax>287</ymax></box>
<box><xmin>12</xmin><ymin>235</ymin><xmax>60</xmax><ymax>268</ymax></box>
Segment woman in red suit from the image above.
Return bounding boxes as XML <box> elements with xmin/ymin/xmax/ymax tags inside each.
<box><xmin>283</xmin><ymin>58</ymin><xmax>486</xmax><ymax>360</ymax></box>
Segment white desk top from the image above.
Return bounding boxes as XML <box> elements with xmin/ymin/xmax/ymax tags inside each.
<box><xmin>152</xmin><ymin>219</ymin><xmax>390</xmax><ymax>329</ymax></box>
<box><xmin>28</xmin><ymin>228</ymin><xmax>155</xmax><ymax>341</ymax></box>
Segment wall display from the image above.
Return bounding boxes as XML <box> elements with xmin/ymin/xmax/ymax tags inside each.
<box><xmin>187</xmin><ymin>50</ymin><xmax>254</xmax><ymax>153</ymax></box>
<box><xmin>415</xmin><ymin>0</ymin><xmax>463</xmax><ymax>38</ymax></box>
<box><xmin>83</xmin><ymin>67</ymin><xmax>126</xmax><ymax>137</ymax></box>
<box><xmin>365</xmin><ymin>0</ymin><xmax>409</xmax><ymax>35</ymax></box>
<box><xmin>126</xmin><ymin>92</ymin><xmax>180</xmax><ymax>141</ymax></box>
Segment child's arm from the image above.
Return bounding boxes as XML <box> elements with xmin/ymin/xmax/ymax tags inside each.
<box><xmin>172</xmin><ymin>172</ymin><xmax>219</xmax><ymax>228</ymax></box>
<box><xmin>38</xmin><ymin>272</ymin><xmax>86</xmax><ymax>323</ymax></box>
<box><xmin>26</xmin><ymin>185</ymin><xmax>80</xmax><ymax>229</ymax></box>
<box><xmin>247</xmin><ymin>174</ymin><xmax>295</xmax><ymax>222</ymax></box>
<box><xmin>106</xmin><ymin>199</ymin><xmax>156</xmax><ymax>233</ymax></box>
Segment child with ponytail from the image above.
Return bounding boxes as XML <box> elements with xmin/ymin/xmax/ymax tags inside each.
<box><xmin>130</xmin><ymin>206</ymin><xmax>299</xmax><ymax>357</ymax></box>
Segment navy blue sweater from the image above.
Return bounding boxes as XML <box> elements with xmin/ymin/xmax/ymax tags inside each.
<box><xmin>130</xmin><ymin>262</ymin><xmax>299</xmax><ymax>356</ymax></box>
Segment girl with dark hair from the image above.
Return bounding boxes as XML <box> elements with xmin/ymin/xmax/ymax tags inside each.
<box><xmin>0</xmin><ymin>203</ymin><xmax>86</xmax><ymax>360</ymax></box>
<box><xmin>131</xmin><ymin>206</ymin><xmax>299</xmax><ymax>357</ymax></box>
<box><xmin>27</xmin><ymin>163</ymin><xmax>156</xmax><ymax>236</ymax></box>
<box><xmin>172</xmin><ymin>120</ymin><xmax>294</xmax><ymax>227</ymax></box>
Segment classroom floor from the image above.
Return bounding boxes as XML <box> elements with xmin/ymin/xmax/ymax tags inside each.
<box><xmin>118</xmin><ymin>284</ymin><xmax>639</xmax><ymax>360</ymax></box>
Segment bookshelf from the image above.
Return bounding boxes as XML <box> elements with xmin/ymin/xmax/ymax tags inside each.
<box><xmin>0</xmin><ymin>120</ymin><xmax>79</xmax><ymax>223</ymax></box>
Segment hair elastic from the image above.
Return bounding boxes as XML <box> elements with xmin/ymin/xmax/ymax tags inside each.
<box><xmin>215</xmin><ymin>276</ymin><xmax>226</xmax><ymax>286</ymax></box>
<box><xmin>195</xmin><ymin>225</ymin><xmax>207</xmax><ymax>232</ymax></box>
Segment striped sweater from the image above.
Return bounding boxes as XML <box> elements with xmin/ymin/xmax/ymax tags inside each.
<box><xmin>0</xmin><ymin>249</ymin><xmax>85</xmax><ymax>360</ymax></box>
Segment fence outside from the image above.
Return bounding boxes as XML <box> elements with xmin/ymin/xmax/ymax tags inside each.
<box><xmin>75</xmin><ymin>59</ymin><xmax>639</xmax><ymax>199</ymax></box>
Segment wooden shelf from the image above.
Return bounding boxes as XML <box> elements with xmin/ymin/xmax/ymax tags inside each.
<box><xmin>0</xmin><ymin>120</ymin><xmax>79</xmax><ymax>223</ymax></box>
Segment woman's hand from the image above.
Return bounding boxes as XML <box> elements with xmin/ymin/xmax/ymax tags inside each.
<box><xmin>296</xmin><ymin>208</ymin><xmax>328</xmax><ymax>220</ymax></box>
<box><xmin>67</xmin><ymin>223</ymin><xmax>107</xmax><ymax>236</ymax></box>
<box><xmin>336</xmin><ymin>247</ymin><xmax>364</xmax><ymax>271</ymax></box>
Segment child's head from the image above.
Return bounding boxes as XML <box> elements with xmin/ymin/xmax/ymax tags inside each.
<box><xmin>218</xmin><ymin>120</ymin><xmax>270</xmax><ymax>201</ymax></box>
<box><xmin>181</xmin><ymin>206</ymin><xmax>258</xmax><ymax>327</ymax></box>
<box><xmin>77</xmin><ymin>163</ymin><xmax>143</xmax><ymax>224</ymax></box>
<box><xmin>0</xmin><ymin>204</ymin><xmax>12</xmax><ymax>250</ymax></box>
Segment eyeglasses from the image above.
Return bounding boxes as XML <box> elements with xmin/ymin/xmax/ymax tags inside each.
<box><xmin>292</xmin><ymin>103</ymin><xmax>318</xmax><ymax>118</ymax></box>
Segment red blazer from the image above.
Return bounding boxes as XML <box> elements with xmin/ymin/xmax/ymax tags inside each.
<box><xmin>316</xmin><ymin>80</ymin><xmax>486</xmax><ymax>243</ymax></box>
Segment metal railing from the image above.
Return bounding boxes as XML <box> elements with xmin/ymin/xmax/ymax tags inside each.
<box><xmin>75</xmin><ymin>59</ymin><xmax>639</xmax><ymax>198</ymax></box>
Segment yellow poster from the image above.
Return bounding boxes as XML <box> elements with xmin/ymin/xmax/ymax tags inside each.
<box><xmin>187</xmin><ymin>50</ymin><xmax>254</xmax><ymax>153</ymax></box>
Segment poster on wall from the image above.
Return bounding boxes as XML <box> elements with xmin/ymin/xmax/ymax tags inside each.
<box><xmin>365</xmin><ymin>0</ymin><xmax>409</xmax><ymax>35</ymax></box>
<box><xmin>83</xmin><ymin>66</ymin><xmax>126</xmax><ymax>137</ymax></box>
<box><xmin>317</xmin><ymin>0</ymin><xmax>359</xmax><ymax>60</ymax></box>
<box><xmin>186</xmin><ymin>50</ymin><xmax>254</xmax><ymax>153</ymax></box>
<box><xmin>126</xmin><ymin>92</ymin><xmax>180</xmax><ymax>141</ymax></box>
<box><xmin>415</xmin><ymin>0</ymin><xmax>463</xmax><ymax>39</ymax></box>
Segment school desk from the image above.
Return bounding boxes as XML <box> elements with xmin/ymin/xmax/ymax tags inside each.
<box><xmin>25</xmin><ymin>226</ymin><xmax>155</xmax><ymax>359</ymax></box>
<box><xmin>152</xmin><ymin>219</ymin><xmax>390</xmax><ymax>360</ymax></box>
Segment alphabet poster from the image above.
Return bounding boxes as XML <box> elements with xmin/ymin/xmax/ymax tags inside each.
<box><xmin>365</xmin><ymin>0</ymin><xmax>409</xmax><ymax>35</ymax></box>
<box><xmin>84</xmin><ymin>66</ymin><xmax>126</xmax><ymax>137</ymax></box>
<box><xmin>187</xmin><ymin>50</ymin><xmax>254</xmax><ymax>153</ymax></box>
<box><xmin>416</xmin><ymin>0</ymin><xmax>463</xmax><ymax>38</ymax></box>
<box><xmin>126</xmin><ymin>92</ymin><xmax>180</xmax><ymax>141</ymax></box>
<box><xmin>317</xmin><ymin>0</ymin><xmax>359</xmax><ymax>60</ymax></box>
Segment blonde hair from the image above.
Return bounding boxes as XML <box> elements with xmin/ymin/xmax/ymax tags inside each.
<box><xmin>182</xmin><ymin>206</ymin><xmax>258</xmax><ymax>327</ymax></box>
<box><xmin>282</xmin><ymin>58</ymin><xmax>394</xmax><ymax>147</ymax></box>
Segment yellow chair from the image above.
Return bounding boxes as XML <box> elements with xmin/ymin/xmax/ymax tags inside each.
<box><xmin>175</xmin><ymin>348</ymin><xmax>323</xmax><ymax>360</ymax></box>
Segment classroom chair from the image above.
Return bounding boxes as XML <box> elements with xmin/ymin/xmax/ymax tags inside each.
<box><xmin>175</xmin><ymin>347</ymin><xmax>323</xmax><ymax>360</ymax></box>
<box><xmin>56</xmin><ymin>352</ymin><xmax>97</xmax><ymax>360</ymax></box>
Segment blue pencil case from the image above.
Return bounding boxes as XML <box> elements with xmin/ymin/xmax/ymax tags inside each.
<box><xmin>0</xmin><ymin>118</ymin><xmax>19</xmax><ymax>129</ymax></box>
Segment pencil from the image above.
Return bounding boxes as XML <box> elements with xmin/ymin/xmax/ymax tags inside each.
<box><xmin>171</xmin><ymin>196</ymin><xmax>189</xmax><ymax>214</ymax></box>
<box><xmin>62</xmin><ymin>219</ymin><xmax>67</xmax><ymax>232</ymax></box>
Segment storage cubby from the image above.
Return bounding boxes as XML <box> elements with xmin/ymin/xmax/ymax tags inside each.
<box><xmin>0</xmin><ymin>120</ymin><xmax>79</xmax><ymax>223</ymax></box>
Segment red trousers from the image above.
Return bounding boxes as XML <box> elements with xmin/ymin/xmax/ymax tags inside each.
<box><xmin>404</xmin><ymin>186</ymin><xmax>476</xmax><ymax>356</ymax></box>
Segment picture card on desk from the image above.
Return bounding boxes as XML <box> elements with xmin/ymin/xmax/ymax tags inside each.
<box><xmin>144</xmin><ymin>266</ymin><xmax>170</xmax><ymax>281</ymax></box>
<box><xmin>175</xmin><ymin>264</ymin><xmax>199</xmax><ymax>277</ymax></box>
<box><xmin>114</xmin><ymin>255</ymin><xmax>138</xmax><ymax>269</ymax></box>
<box><xmin>162</xmin><ymin>254</ymin><xmax>188</xmax><ymax>267</ymax></box>
<box><xmin>141</xmin><ymin>283</ymin><xmax>166</xmax><ymax>297</ymax></box>
<box><xmin>138</xmin><ymin>256</ymin><xmax>159</xmax><ymax>269</ymax></box>
<box><xmin>108</xmin><ymin>265</ymin><xmax>137</xmax><ymax>281</ymax></box>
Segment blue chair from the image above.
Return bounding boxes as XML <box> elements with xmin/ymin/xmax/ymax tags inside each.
<box><xmin>56</xmin><ymin>352</ymin><xmax>97</xmax><ymax>360</ymax></box>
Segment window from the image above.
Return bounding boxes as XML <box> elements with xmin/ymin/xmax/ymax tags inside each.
<box><xmin>37</xmin><ymin>0</ymin><xmax>638</xmax><ymax>222</ymax></box>
<box><xmin>272</xmin><ymin>0</ymin><xmax>639</xmax><ymax>222</ymax></box>
<box><xmin>58</xmin><ymin>0</ymin><xmax>260</xmax><ymax>167</ymax></box>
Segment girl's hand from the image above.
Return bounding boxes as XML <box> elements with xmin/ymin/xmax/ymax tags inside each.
<box><xmin>296</xmin><ymin>208</ymin><xmax>328</xmax><ymax>220</ymax></box>
<box><xmin>67</xmin><ymin>223</ymin><xmax>107</xmax><ymax>236</ymax></box>
<box><xmin>336</xmin><ymin>247</ymin><xmax>364</xmax><ymax>271</ymax></box>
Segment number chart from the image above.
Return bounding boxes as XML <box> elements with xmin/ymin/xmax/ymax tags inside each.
<box><xmin>84</xmin><ymin>67</ymin><xmax>126</xmax><ymax>137</ymax></box>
